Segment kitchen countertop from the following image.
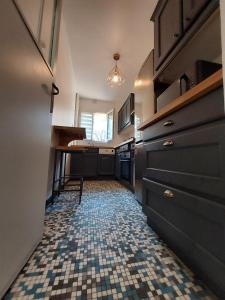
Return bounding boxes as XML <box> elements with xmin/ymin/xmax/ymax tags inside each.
<box><xmin>55</xmin><ymin>145</ymin><xmax>114</xmax><ymax>151</ymax></box>
<box><xmin>138</xmin><ymin>69</ymin><xmax>223</xmax><ymax>130</ymax></box>
<box><xmin>114</xmin><ymin>138</ymin><xmax>135</xmax><ymax>148</ymax></box>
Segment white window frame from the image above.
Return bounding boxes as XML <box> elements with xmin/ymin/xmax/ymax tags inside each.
<box><xmin>79</xmin><ymin>110</ymin><xmax>114</xmax><ymax>143</ymax></box>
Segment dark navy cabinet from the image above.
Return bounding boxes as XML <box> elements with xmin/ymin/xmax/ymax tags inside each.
<box><xmin>70</xmin><ymin>152</ymin><xmax>84</xmax><ymax>176</ymax></box>
<box><xmin>98</xmin><ymin>155</ymin><xmax>115</xmax><ymax>175</ymax></box>
<box><xmin>152</xmin><ymin>0</ymin><xmax>182</xmax><ymax>70</ymax></box>
<box><xmin>152</xmin><ymin>0</ymin><xmax>219</xmax><ymax>72</ymax></box>
<box><xmin>142</xmin><ymin>87</ymin><xmax>225</xmax><ymax>298</ymax></box>
<box><xmin>71</xmin><ymin>151</ymin><xmax>115</xmax><ymax>178</ymax></box>
<box><xmin>118</xmin><ymin>93</ymin><xmax>134</xmax><ymax>133</ymax></box>
<box><xmin>71</xmin><ymin>151</ymin><xmax>98</xmax><ymax>178</ymax></box>
<box><xmin>183</xmin><ymin>0</ymin><xmax>210</xmax><ymax>31</ymax></box>
<box><xmin>83</xmin><ymin>153</ymin><xmax>98</xmax><ymax>177</ymax></box>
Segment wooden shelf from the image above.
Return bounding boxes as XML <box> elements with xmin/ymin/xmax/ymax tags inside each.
<box><xmin>53</xmin><ymin>126</ymin><xmax>86</xmax><ymax>146</ymax></box>
<box><xmin>138</xmin><ymin>69</ymin><xmax>223</xmax><ymax>131</ymax></box>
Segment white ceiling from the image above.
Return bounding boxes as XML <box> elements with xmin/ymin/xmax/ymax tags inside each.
<box><xmin>62</xmin><ymin>0</ymin><xmax>157</xmax><ymax>102</ymax></box>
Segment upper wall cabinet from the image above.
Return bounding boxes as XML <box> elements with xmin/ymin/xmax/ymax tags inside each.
<box><xmin>152</xmin><ymin>0</ymin><xmax>182</xmax><ymax>70</ymax></box>
<box><xmin>15</xmin><ymin>0</ymin><xmax>43</xmax><ymax>40</ymax></box>
<box><xmin>118</xmin><ymin>93</ymin><xmax>134</xmax><ymax>133</ymax></box>
<box><xmin>183</xmin><ymin>0</ymin><xmax>210</xmax><ymax>31</ymax></box>
<box><xmin>15</xmin><ymin>0</ymin><xmax>60</xmax><ymax>68</ymax></box>
<box><xmin>151</xmin><ymin>0</ymin><xmax>219</xmax><ymax>74</ymax></box>
<box><xmin>39</xmin><ymin>0</ymin><xmax>56</xmax><ymax>64</ymax></box>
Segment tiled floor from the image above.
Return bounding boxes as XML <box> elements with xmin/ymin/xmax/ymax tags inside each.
<box><xmin>5</xmin><ymin>181</ymin><xmax>216</xmax><ymax>300</ymax></box>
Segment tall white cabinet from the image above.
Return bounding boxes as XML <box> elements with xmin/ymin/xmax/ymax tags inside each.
<box><xmin>0</xmin><ymin>0</ymin><xmax>57</xmax><ymax>297</ymax></box>
<box><xmin>15</xmin><ymin>0</ymin><xmax>59</xmax><ymax>67</ymax></box>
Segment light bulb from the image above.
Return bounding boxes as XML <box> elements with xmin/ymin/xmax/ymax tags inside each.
<box><xmin>113</xmin><ymin>75</ymin><xmax>119</xmax><ymax>82</ymax></box>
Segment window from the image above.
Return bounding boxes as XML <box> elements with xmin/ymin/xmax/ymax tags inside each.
<box><xmin>79</xmin><ymin>111</ymin><xmax>113</xmax><ymax>142</ymax></box>
<box><xmin>107</xmin><ymin>110</ymin><xmax>113</xmax><ymax>141</ymax></box>
<box><xmin>80</xmin><ymin>112</ymin><xmax>93</xmax><ymax>140</ymax></box>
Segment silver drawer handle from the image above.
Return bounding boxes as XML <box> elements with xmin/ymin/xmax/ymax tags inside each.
<box><xmin>163</xmin><ymin>120</ymin><xmax>174</xmax><ymax>127</ymax></box>
<box><xmin>163</xmin><ymin>140</ymin><xmax>174</xmax><ymax>147</ymax></box>
<box><xmin>164</xmin><ymin>189</ymin><xmax>174</xmax><ymax>198</ymax></box>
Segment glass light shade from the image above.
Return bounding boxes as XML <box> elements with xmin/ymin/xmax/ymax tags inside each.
<box><xmin>107</xmin><ymin>64</ymin><xmax>125</xmax><ymax>87</ymax></box>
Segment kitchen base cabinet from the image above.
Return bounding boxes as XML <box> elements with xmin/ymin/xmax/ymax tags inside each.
<box><xmin>142</xmin><ymin>96</ymin><xmax>225</xmax><ymax>297</ymax></box>
<box><xmin>70</xmin><ymin>151</ymin><xmax>115</xmax><ymax>179</ymax></box>
<box><xmin>98</xmin><ymin>155</ymin><xmax>115</xmax><ymax>176</ymax></box>
<box><xmin>83</xmin><ymin>153</ymin><xmax>98</xmax><ymax>177</ymax></box>
<box><xmin>70</xmin><ymin>152</ymin><xmax>84</xmax><ymax>176</ymax></box>
<box><xmin>70</xmin><ymin>152</ymin><xmax>98</xmax><ymax>178</ymax></box>
<box><xmin>144</xmin><ymin>204</ymin><xmax>225</xmax><ymax>298</ymax></box>
<box><xmin>144</xmin><ymin>120</ymin><xmax>225</xmax><ymax>203</ymax></box>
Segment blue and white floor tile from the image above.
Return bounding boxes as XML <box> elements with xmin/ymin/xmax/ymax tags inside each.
<box><xmin>4</xmin><ymin>181</ymin><xmax>216</xmax><ymax>299</ymax></box>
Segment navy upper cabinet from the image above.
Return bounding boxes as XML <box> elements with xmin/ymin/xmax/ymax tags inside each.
<box><xmin>118</xmin><ymin>93</ymin><xmax>134</xmax><ymax>133</ymax></box>
<box><xmin>152</xmin><ymin>0</ymin><xmax>218</xmax><ymax>74</ymax></box>
<box><xmin>152</xmin><ymin>0</ymin><xmax>182</xmax><ymax>70</ymax></box>
<box><xmin>183</xmin><ymin>0</ymin><xmax>210</xmax><ymax>31</ymax></box>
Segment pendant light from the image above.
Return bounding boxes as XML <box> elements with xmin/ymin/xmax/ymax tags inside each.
<box><xmin>107</xmin><ymin>53</ymin><xmax>125</xmax><ymax>87</ymax></box>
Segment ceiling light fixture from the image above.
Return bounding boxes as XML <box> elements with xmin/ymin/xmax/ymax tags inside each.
<box><xmin>107</xmin><ymin>53</ymin><xmax>125</xmax><ymax>87</ymax></box>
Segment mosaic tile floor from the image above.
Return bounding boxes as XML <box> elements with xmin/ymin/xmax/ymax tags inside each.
<box><xmin>5</xmin><ymin>181</ymin><xmax>216</xmax><ymax>300</ymax></box>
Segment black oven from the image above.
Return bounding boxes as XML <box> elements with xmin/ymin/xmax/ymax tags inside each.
<box><xmin>120</xmin><ymin>151</ymin><xmax>131</xmax><ymax>182</ymax></box>
<box><xmin>120</xmin><ymin>152</ymin><xmax>131</xmax><ymax>182</ymax></box>
<box><xmin>116</xmin><ymin>141</ymin><xmax>135</xmax><ymax>190</ymax></box>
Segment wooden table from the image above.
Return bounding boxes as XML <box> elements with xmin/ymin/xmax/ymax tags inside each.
<box><xmin>52</xmin><ymin>126</ymin><xmax>86</xmax><ymax>205</ymax></box>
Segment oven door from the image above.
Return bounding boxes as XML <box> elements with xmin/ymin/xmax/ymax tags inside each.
<box><xmin>120</xmin><ymin>159</ymin><xmax>131</xmax><ymax>181</ymax></box>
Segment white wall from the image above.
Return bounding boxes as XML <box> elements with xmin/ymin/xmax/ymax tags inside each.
<box><xmin>52</xmin><ymin>18</ymin><xmax>76</xmax><ymax>126</ymax></box>
<box><xmin>79</xmin><ymin>97</ymin><xmax>113</xmax><ymax>115</ymax></box>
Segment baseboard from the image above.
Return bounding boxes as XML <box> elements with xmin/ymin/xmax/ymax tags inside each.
<box><xmin>45</xmin><ymin>194</ymin><xmax>56</xmax><ymax>207</ymax></box>
<box><xmin>1</xmin><ymin>237</ymin><xmax>42</xmax><ymax>299</ymax></box>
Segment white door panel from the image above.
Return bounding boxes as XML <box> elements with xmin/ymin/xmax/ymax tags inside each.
<box><xmin>0</xmin><ymin>0</ymin><xmax>53</xmax><ymax>297</ymax></box>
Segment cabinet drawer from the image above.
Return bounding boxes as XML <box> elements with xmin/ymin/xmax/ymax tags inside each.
<box><xmin>144</xmin><ymin>203</ymin><xmax>225</xmax><ymax>298</ymax></box>
<box><xmin>144</xmin><ymin>120</ymin><xmax>225</xmax><ymax>202</ymax></box>
<box><xmin>143</xmin><ymin>87</ymin><xmax>224</xmax><ymax>142</ymax></box>
<box><xmin>143</xmin><ymin>178</ymin><xmax>225</xmax><ymax>264</ymax></box>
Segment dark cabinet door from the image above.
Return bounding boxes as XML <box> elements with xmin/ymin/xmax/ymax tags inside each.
<box><xmin>135</xmin><ymin>143</ymin><xmax>145</xmax><ymax>204</ymax></box>
<box><xmin>83</xmin><ymin>153</ymin><xmax>98</xmax><ymax>177</ymax></box>
<box><xmin>154</xmin><ymin>0</ymin><xmax>182</xmax><ymax>69</ymax></box>
<box><xmin>118</xmin><ymin>110</ymin><xmax>121</xmax><ymax>132</ymax></box>
<box><xmin>98</xmin><ymin>155</ymin><xmax>115</xmax><ymax>175</ymax></box>
<box><xmin>122</xmin><ymin>106</ymin><xmax>126</xmax><ymax>128</ymax></box>
<box><xmin>125</xmin><ymin>101</ymin><xmax>131</xmax><ymax>127</ymax></box>
<box><xmin>118</xmin><ymin>94</ymin><xmax>134</xmax><ymax>133</ymax></box>
<box><xmin>183</xmin><ymin>0</ymin><xmax>210</xmax><ymax>31</ymax></box>
<box><xmin>70</xmin><ymin>152</ymin><xmax>84</xmax><ymax>176</ymax></box>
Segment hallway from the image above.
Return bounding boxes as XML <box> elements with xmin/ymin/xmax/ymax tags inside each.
<box><xmin>5</xmin><ymin>181</ymin><xmax>215</xmax><ymax>300</ymax></box>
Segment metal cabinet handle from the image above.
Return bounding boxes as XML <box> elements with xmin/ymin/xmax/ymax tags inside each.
<box><xmin>163</xmin><ymin>120</ymin><xmax>174</xmax><ymax>127</ymax></box>
<box><xmin>52</xmin><ymin>83</ymin><xmax>59</xmax><ymax>96</ymax></box>
<box><xmin>163</xmin><ymin>140</ymin><xmax>174</xmax><ymax>147</ymax></box>
<box><xmin>164</xmin><ymin>189</ymin><xmax>174</xmax><ymax>198</ymax></box>
<box><xmin>50</xmin><ymin>83</ymin><xmax>59</xmax><ymax>113</ymax></box>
